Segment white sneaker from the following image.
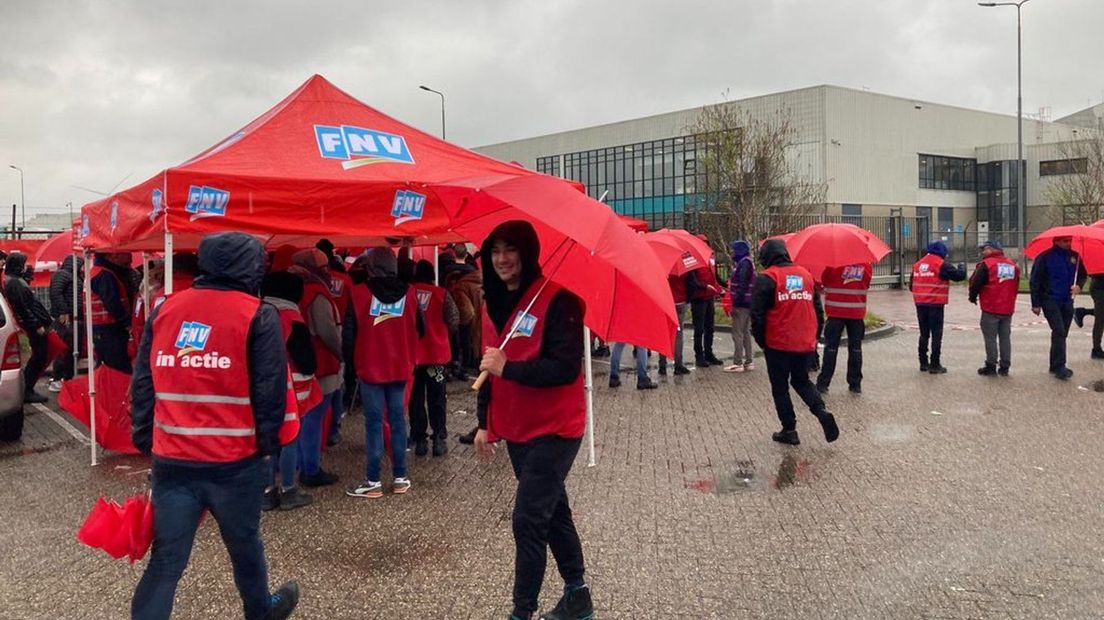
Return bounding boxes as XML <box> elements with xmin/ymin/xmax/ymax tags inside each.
<box><xmin>392</xmin><ymin>477</ymin><xmax>412</xmax><ymax>494</ymax></box>
<box><xmin>744</xmin><ymin>362</ymin><xmax>756</xmax><ymax>371</ymax></box>
<box><xmin>47</xmin><ymin>380</ymin><xmax>63</xmax><ymax>393</ymax></box>
<box><xmin>723</xmin><ymin>364</ymin><xmax>745</xmax><ymax>373</ymax></box>
<box><xmin>346</xmin><ymin>480</ymin><xmax>383</xmax><ymax>499</ymax></box>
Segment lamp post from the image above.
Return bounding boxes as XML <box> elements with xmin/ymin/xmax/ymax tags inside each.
<box><xmin>419</xmin><ymin>85</ymin><xmax>446</xmax><ymax>140</ymax></box>
<box><xmin>8</xmin><ymin>165</ymin><xmax>24</xmax><ymax>230</ymax></box>
<box><xmin>979</xmin><ymin>0</ymin><xmax>1030</xmax><ymax>268</ymax></box>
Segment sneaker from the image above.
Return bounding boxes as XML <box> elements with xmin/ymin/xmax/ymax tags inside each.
<box><xmin>23</xmin><ymin>391</ymin><xmax>47</xmax><ymax>404</ymax></box>
<box><xmin>346</xmin><ymin>480</ymin><xmax>383</xmax><ymax>499</ymax></box>
<box><xmin>47</xmin><ymin>380</ymin><xmax>63</xmax><ymax>393</ymax></box>
<box><xmin>1092</xmin><ymin>349</ymin><xmax>1104</xmax><ymax>360</ymax></box>
<box><xmin>673</xmin><ymin>365</ymin><xmax>691</xmax><ymax>375</ymax></box>
<box><xmin>1055</xmin><ymin>367</ymin><xmax>1074</xmax><ymax>381</ymax></box>
<box><xmin>636</xmin><ymin>377</ymin><xmax>658</xmax><ymax>390</ymax></box>
<box><xmin>608</xmin><ymin>376</ymin><xmax>621</xmax><ymax>388</ymax></box>
<box><xmin>928</xmin><ymin>364</ymin><xmax>947</xmax><ymax>375</ymax></box>
<box><xmin>998</xmin><ymin>366</ymin><xmax>1010</xmax><ymax>376</ymax></box>
<box><xmin>743</xmin><ymin>362</ymin><xmax>755</xmax><ymax>371</ymax></box>
<box><xmin>266</xmin><ymin>581</ymin><xmax>300</xmax><ymax>620</ymax></box>
<box><xmin>771</xmin><ymin>430</ymin><xmax>800</xmax><ymax>445</ymax></box>
<box><xmin>300</xmin><ymin>469</ymin><xmax>338</xmax><ymax>488</ymax></box>
<box><xmin>432</xmin><ymin>437</ymin><xmax>448</xmax><ymax>457</ymax></box>
<box><xmin>262</xmin><ymin>488</ymin><xmax>279</xmax><ymax>512</ymax></box>
<box><xmin>539</xmin><ymin>584</ymin><xmax>594</xmax><ymax>620</ymax></box>
<box><xmin>458</xmin><ymin>428</ymin><xmax>477</xmax><ymax>445</ymax></box>
<box><xmin>414</xmin><ymin>439</ymin><xmax>429</xmax><ymax>457</ymax></box>
<box><xmin>919</xmin><ymin>361</ymin><xmax>930</xmax><ymax>372</ymax></box>
<box><xmin>278</xmin><ymin>487</ymin><xmax>313</xmax><ymax>511</ymax></box>
<box><xmin>817</xmin><ymin>412</ymin><xmax>840</xmax><ymax>443</ymax></box>
<box><xmin>392</xmin><ymin>477</ymin><xmax>412</xmax><ymax>494</ymax></box>
<box><xmin>723</xmin><ymin>364</ymin><xmax>745</xmax><ymax>373</ymax></box>
<box><xmin>977</xmin><ymin>364</ymin><xmax>997</xmax><ymax>376</ymax></box>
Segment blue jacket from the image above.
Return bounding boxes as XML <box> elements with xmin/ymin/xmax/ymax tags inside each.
<box><xmin>728</xmin><ymin>240</ymin><xmax>755</xmax><ymax>308</ymax></box>
<box><xmin>1030</xmin><ymin>246</ymin><xmax>1087</xmax><ymax>307</ymax></box>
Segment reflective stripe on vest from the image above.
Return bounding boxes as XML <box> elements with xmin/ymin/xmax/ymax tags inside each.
<box><xmin>300</xmin><ymin>281</ymin><xmax>342</xmax><ymax>377</ymax></box>
<box><xmin>155</xmin><ymin>421</ymin><xmax>255</xmax><ymax>437</ymax></box>
<box><xmin>155</xmin><ymin>392</ymin><xmax>252</xmax><ymax>405</ymax></box>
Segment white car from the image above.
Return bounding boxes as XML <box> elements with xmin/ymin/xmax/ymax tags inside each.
<box><xmin>0</xmin><ymin>294</ymin><xmax>26</xmax><ymax>441</ymax></box>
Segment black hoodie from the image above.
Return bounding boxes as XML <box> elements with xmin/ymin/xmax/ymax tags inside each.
<box><xmin>49</xmin><ymin>255</ymin><xmax>84</xmax><ymax>319</ymax></box>
<box><xmin>750</xmin><ymin>239</ymin><xmax>823</xmax><ymax>349</ymax></box>
<box><xmin>476</xmin><ymin>220</ymin><xmax>584</xmax><ymax>431</ymax></box>
<box><xmin>4</xmin><ymin>252</ymin><xmax>50</xmax><ymax>331</ymax></box>
<box><xmin>131</xmin><ymin>232</ymin><xmax>288</xmax><ymax>463</ymax></box>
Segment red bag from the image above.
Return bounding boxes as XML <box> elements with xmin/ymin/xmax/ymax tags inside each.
<box><xmin>45</xmin><ymin>330</ymin><xmax>67</xmax><ymax>366</ymax></box>
<box><xmin>721</xmin><ymin>289</ymin><xmax>733</xmax><ymax>316</ymax></box>
<box><xmin>77</xmin><ymin>493</ymin><xmax>155</xmax><ymax>563</ymax></box>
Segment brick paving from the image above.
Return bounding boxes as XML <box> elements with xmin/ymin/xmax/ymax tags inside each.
<box><xmin>2</xmin><ymin>290</ymin><xmax>1104</xmax><ymax>618</ymax></box>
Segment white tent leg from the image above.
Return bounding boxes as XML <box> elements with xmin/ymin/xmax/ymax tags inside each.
<box><xmin>583</xmin><ymin>326</ymin><xmax>596</xmax><ymax>467</ymax></box>
<box><xmin>84</xmin><ymin>251</ymin><xmax>97</xmax><ymax>467</ymax></box>
<box><xmin>71</xmin><ymin>251</ymin><xmax>78</xmax><ymax>380</ymax></box>
<box><xmin>163</xmin><ymin>232</ymin><xmax>174</xmax><ymax>295</ymax></box>
<box><xmin>140</xmin><ymin>252</ymin><xmax>149</xmax><ymax>321</ymax></box>
<box><xmin>433</xmin><ymin>245</ymin><xmax>439</xmax><ymax>279</ymax></box>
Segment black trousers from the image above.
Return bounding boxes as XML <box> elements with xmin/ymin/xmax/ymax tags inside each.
<box><xmin>690</xmin><ymin>298</ymin><xmax>715</xmax><ymax>360</ymax></box>
<box><xmin>24</xmin><ymin>330</ymin><xmax>49</xmax><ymax>393</ymax></box>
<box><xmin>764</xmin><ymin>348</ymin><xmax>825</xmax><ymax>431</ymax></box>
<box><xmin>409</xmin><ymin>365</ymin><xmax>447</xmax><ymax>441</ymax></box>
<box><xmin>1042</xmin><ymin>301</ymin><xmax>1074</xmax><ymax>372</ymax></box>
<box><xmin>506</xmin><ymin>435</ymin><xmax>585</xmax><ymax>616</ymax></box>
<box><xmin>1091</xmin><ymin>287</ymin><xmax>1104</xmax><ymax>350</ymax></box>
<box><xmin>93</xmin><ymin>322</ymin><xmax>132</xmax><ymax>373</ymax></box>
<box><xmin>818</xmin><ymin>317</ymin><xmax>864</xmax><ymax>389</ymax></box>
<box><xmin>916</xmin><ymin>304</ymin><xmax>945</xmax><ymax>366</ymax></box>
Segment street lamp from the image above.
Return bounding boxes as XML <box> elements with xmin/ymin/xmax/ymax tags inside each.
<box><xmin>419</xmin><ymin>85</ymin><xmax>446</xmax><ymax>140</ymax></box>
<box><xmin>979</xmin><ymin>0</ymin><xmax>1030</xmax><ymax>269</ymax></box>
<box><xmin>8</xmin><ymin>165</ymin><xmax>23</xmax><ymax>229</ymax></box>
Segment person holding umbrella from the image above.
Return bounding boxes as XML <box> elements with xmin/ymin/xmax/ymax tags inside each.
<box><xmin>1030</xmin><ymin>235</ymin><xmax>1087</xmax><ymax>380</ymax></box>
<box><xmin>750</xmin><ymin>239</ymin><xmax>839</xmax><ymax>446</ymax></box>
<box><xmin>910</xmin><ymin>241</ymin><xmax>967</xmax><ymax>374</ymax></box>
<box><xmin>816</xmin><ymin>262</ymin><xmax>871</xmax><ymax>394</ymax></box>
<box><xmin>968</xmin><ymin>240</ymin><xmax>1020</xmax><ymax>376</ymax></box>
<box><xmin>473</xmin><ymin>220</ymin><xmax>594</xmax><ymax>620</ymax></box>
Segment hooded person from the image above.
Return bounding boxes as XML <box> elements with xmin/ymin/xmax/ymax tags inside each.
<box><xmin>968</xmin><ymin>239</ymin><xmax>1020</xmax><ymax>376</ymax></box>
<box><xmin>910</xmin><ymin>240</ymin><xmax>967</xmax><ymax>374</ymax></box>
<box><xmin>472</xmin><ymin>220</ymin><xmax>594</xmax><ymax>620</ymax></box>
<box><xmin>343</xmin><ymin>247</ymin><xmax>423</xmax><ymax>499</ymax></box>
<box><xmin>314</xmin><ymin>240</ymin><xmax>353</xmax><ymax>445</ymax></box>
<box><xmin>724</xmin><ymin>239</ymin><xmax>757</xmax><ymax>373</ymax></box>
<box><xmin>408</xmin><ymin>260</ymin><xmax>459</xmax><ymax>457</ymax></box>
<box><xmin>750</xmin><ymin>239</ymin><xmax>838</xmax><ymax>447</ymax></box>
<box><xmin>1029</xmin><ymin>235</ymin><xmax>1087</xmax><ymax>380</ymax></box>
<box><xmin>4</xmin><ymin>252</ymin><xmax>52</xmax><ymax>403</ymax></box>
<box><xmin>48</xmin><ymin>254</ymin><xmax>85</xmax><ymax>390</ymax></box>
<box><xmin>129</xmin><ymin>231</ymin><xmax>299</xmax><ymax>620</ymax></box>
<box><xmin>89</xmin><ymin>252</ymin><xmax>136</xmax><ymax>373</ymax></box>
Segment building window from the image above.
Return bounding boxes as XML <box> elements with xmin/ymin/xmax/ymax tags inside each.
<box><xmin>841</xmin><ymin>204</ymin><xmax>862</xmax><ymax>225</ymax></box>
<box><xmin>976</xmin><ymin>160</ymin><xmax>1024</xmax><ymax>237</ymax></box>
<box><xmin>1040</xmin><ymin>158</ymin><xmax>1088</xmax><ymax>176</ymax></box>
<box><xmin>916</xmin><ymin>207</ymin><xmax>933</xmax><ymax>246</ymax></box>
<box><xmin>937</xmin><ymin>207</ymin><xmax>954</xmax><ymax>233</ymax></box>
<box><xmin>536</xmin><ymin>156</ymin><xmax>561</xmax><ymax>177</ymax></box>
<box><xmin>919</xmin><ymin>154</ymin><xmax>977</xmax><ymax>191</ymax></box>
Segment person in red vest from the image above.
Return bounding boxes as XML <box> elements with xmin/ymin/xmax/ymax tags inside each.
<box><xmin>816</xmin><ymin>262</ymin><xmax>872</xmax><ymax>394</ymax></box>
<box><xmin>410</xmin><ymin>260</ymin><xmax>458</xmax><ymax>457</ymax></box>
<box><xmin>687</xmin><ymin>259</ymin><xmax>724</xmax><ymax>367</ymax></box>
<box><xmin>260</xmin><ymin>271</ymin><xmax>321</xmax><ymax>511</ymax></box>
<box><xmin>473</xmin><ymin>221</ymin><xmax>593</xmax><ymax>620</ymax></box>
<box><xmin>315</xmin><ymin>238</ymin><xmax>354</xmax><ymax>446</ymax></box>
<box><xmin>129</xmin><ymin>232</ymin><xmax>299</xmax><ymax>620</ymax></box>
<box><xmin>344</xmin><ymin>247</ymin><xmax>423</xmax><ymax>499</ymax></box>
<box><xmin>750</xmin><ymin>239</ymin><xmax>839</xmax><ymax>446</ymax></box>
<box><xmin>289</xmin><ymin>249</ymin><xmax>342</xmax><ymax>487</ymax></box>
<box><xmin>90</xmin><ymin>252</ymin><xmax>136</xmax><ymax>373</ymax></box>
<box><xmin>968</xmin><ymin>240</ymin><xmax>1021</xmax><ymax>376</ymax></box>
<box><xmin>910</xmin><ymin>241</ymin><xmax>967</xmax><ymax>374</ymax></box>
<box><xmin>658</xmin><ymin>273</ymin><xmax>691</xmax><ymax>376</ymax></box>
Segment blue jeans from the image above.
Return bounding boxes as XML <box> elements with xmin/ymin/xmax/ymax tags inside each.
<box><xmin>327</xmin><ymin>387</ymin><xmax>344</xmax><ymax>443</ymax></box>
<box><xmin>360</xmin><ymin>381</ymin><xmax>408</xmax><ymax>482</ymax></box>
<box><xmin>610</xmin><ymin>342</ymin><xmax>648</xmax><ymax>381</ymax></box>
<box><xmin>297</xmin><ymin>391</ymin><xmax>338</xmax><ymax>476</ymax></box>
<box><xmin>132</xmin><ymin>458</ymin><xmax>270</xmax><ymax>620</ymax></box>
<box><xmin>268</xmin><ymin>438</ymin><xmax>298</xmax><ymax>490</ymax></box>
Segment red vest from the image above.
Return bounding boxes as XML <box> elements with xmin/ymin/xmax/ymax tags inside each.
<box><xmin>691</xmin><ymin>266</ymin><xmax>720</xmax><ymax>301</ymax></box>
<box><xmin>89</xmin><ymin>265</ymin><xmax>131</xmax><ymax>326</ymax></box>
<box><xmin>149</xmin><ymin>288</ymin><xmax>259</xmax><ymax>463</ymax></box>
<box><xmin>299</xmin><ymin>280</ymin><xmax>342</xmax><ymax>378</ymax></box>
<box><xmin>668</xmin><ymin>275</ymin><xmax>687</xmax><ymax>305</ymax></box>
<box><xmin>481</xmin><ymin>278</ymin><xmax>586</xmax><ymax>443</ymax></box>
<box><xmin>821</xmin><ymin>263</ymin><xmax>871</xmax><ymax>320</ymax></box>
<box><xmin>274</xmin><ymin>304</ymin><xmax>323</xmax><ymax>416</ymax></box>
<box><xmin>328</xmin><ymin>270</ymin><xmax>353</xmax><ymax>320</ymax></box>
<box><xmin>413</xmin><ymin>283</ymin><xmax>452</xmax><ymax>366</ymax></box>
<box><xmin>977</xmin><ymin>255</ymin><xmax>1019</xmax><ymax>316</ymax></box>
<box><xmin>763</xmin><ymin>265</ymin><xmax>818</xmax><ymax>353</ymax></box>
<box><xmin>912</xmin><ymin>254</ymin><xmax>950</xmax><ymax>305</ymax></box>
<box><xmin>350</xmin><ymin>285</ymin><xmax>419</xmax><ymax>383</ymax></box>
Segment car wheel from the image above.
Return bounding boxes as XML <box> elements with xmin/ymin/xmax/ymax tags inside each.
<box><xmin>0</xmin><ymin>409</ymin><xmax>24</xmax><ymax>442</ymax></box>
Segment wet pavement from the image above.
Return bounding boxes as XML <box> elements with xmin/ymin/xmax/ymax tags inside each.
<box><xmin>3</xmin><ymin>290</ymin><xmax>1104</xmax><ymax>618</ymax></box>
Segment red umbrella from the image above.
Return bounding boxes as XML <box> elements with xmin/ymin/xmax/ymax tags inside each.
<box><xmin>57</xmin><ymin>365</ymin><xmax>139</xmax><ymax>454</ymax></box>
<box><xmin>34</xmin><ymin>230</ymin><xmax>77</xmax><ymax>267</ymax></box>
<box><xmin>1026</xmin><ymin>224</ymin><xmax>1104</xmax><ymax>273</ymax></box>
<box><xmin>780</xmin><ymin>223</ymin><xmax>890</xmax><ymax>277</ymax></box>
<box><xmin>643</xmin><ymin>229</ymin><xmax>714</xmax><ymax>275</ymax></box>
<box><xmin>618</xmin><ymin>214</ymin><xmax>650</xmax><ymax>233</ymax></box>
<box><xmin>76</xmin><ymin>493</ymin><xmax>153</xmax><ymax>563</ymax></box>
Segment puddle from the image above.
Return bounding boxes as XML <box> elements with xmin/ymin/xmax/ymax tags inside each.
<box><xmin>686</xmin><ymin>456</ymin><xmax>811</xmax><ymax>495</ymax></box>
<box><xmin>772</xmin><ymin>453</ymin><xmax>810</xmax><ymax>490</ymax></box>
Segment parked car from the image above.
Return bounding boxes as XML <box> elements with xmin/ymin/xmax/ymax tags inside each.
<box><xmin>0</xmin><ymin>293</ymin><xmax>25</xmax><ymax>441</ymax></box>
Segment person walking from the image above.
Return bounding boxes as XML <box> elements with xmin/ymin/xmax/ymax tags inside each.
<box><xmin>48</xmin><ymin>254</ymin><xmax>84</xmax><ymax>392</ymax></box>
<box><xmin>410</xmin><ymin>260</ymin><xmax>457</xmax><ymax>457</ymax></box>
<box><xmin>89</xmin><ymin>252</ymin><xmax>136</xmax><ymax>373</ymax></box>
<box><xmin>910</xmin><ymin>241</ymin><xmax>967</xmax><ymax>374</ymax></box>
<box><xmin>724</xmin><ymin>240</ymin><xmax>756</xmax><ymax>373</ymax></box>
<box><xmin>4</xmin><ymin>253</ymin><xmax>52</xmax><ymax>403</ymax></box>
<box><xmin>1073</xmin><ymin>272</ymin><xmax>1104</xmax><ymax>359</ymax></box>
<box><xmin>687</xmin><ymin>261</ymin><xmax>723</xmax><ymax>367</ymax></box>
<box><xmin>816</xmin><ymin>263</ymin><xmax>872</xmax><ymax>394</ymax></box>
<box><xmin>750</xmin><ymin>239</ymin><xmax>839</xmax><ymax>446</ymax></box>
<box><xmin>968</xmin><ymin>240</ymin><xmax>1020</xmax><ymax>376</ymax></box>
<box><xmin>129</xmin><ymin>232</ymin><xmax>299</xmax><ymax>620</ymax></box>
<box><xmin>473</xmin><ymin>220</ymin><xmax>593</xmax><ymax>620</ymax></box>
<box><xmin>1030</xmin><ymin>235</ymin><xmax>1087</xmax><ymax>380</ymax></box>
<box><xmin>344</xmin><ymin>247</ymin><xmax>422</xmax><ymax>499</ymax></box>
<box><xmin>658</xmin><ymin>273</ymin><xmax>691</xmax><ymax>376</ymax></box>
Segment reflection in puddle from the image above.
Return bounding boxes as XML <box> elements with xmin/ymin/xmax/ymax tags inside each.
<box><xmin>686</xmin><ymin>456</ymin><xmax>812</xmax><ymax>495</ymax></box>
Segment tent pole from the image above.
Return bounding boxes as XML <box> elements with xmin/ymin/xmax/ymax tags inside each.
<box><xmin>140</xmin><ymin>252</ymin><xmax>149</xmax><ymax>320</ymax></box>
<box><xmin>583</xmin><ymin>326</ymin><xmax>596</xmax><ymax>467</ymax></box>
<box><xmin>163</xmin><ymin>232</ymin><xmax>174</xmax><ymax>296</ymax></box>
<box><xmin>84</xmin><ymin>250</ymin><xmax>97</xmax><ymax>467</ymax></box>
<box><xmin>71</xmin><ymin>248</ymin><xmax>78</xmax><ymax>384</ymax></box>
<box><xmin>433</xmin><ymin>245</ymin><xmax>439</xmax><ymax>279</ymax></box>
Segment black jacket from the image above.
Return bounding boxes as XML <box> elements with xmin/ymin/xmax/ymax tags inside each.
<box><xmin>3</xmin><ymin>253</ymin><xmax>51</xmax><ymax>331</ymax></box>
<box><xmin>750</xmin><ymin>239</ymin><xmax>823</xmax><ymax>350</ymax></box>
<box><xmin>49</xmin><ymin>255</ymin><xmax>84</xmax><ymax>319</ymax></box>
<box><xmin>131</xmin><ymin>232</ymin><xmax>288</xmax><ymax>462</ymax></box>
<box><xmin>90</xmin><ymin>255</ymin><xmax>132</xmax><ymax>325</ymax></box>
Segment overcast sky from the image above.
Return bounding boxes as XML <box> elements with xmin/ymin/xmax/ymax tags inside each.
<box><xmin>1</xmin><ymin>0</ymin><xmax>1102</xmax><ymax>220</ymax></box>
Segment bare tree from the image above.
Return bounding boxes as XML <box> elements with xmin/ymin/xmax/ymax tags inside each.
<box><xmin>687</xmin><ymin>98</ymin><xmax>826</xmax><ymax>256</ymax></box>
<box><xmin>1044</xmin><ymin>128</ymin><xmax>1104</xmax><ymax>225</ymax></box>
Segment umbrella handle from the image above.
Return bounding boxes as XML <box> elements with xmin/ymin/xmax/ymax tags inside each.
<box><xmin>471</xmin><ymin>370</ymin><xmax>490</xmax><ymax>391</ymax></box>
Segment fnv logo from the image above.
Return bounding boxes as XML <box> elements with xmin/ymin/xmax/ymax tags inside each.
<box><xmin>174</xmin><ymin>321</ymin><xmax>212</xmax><ymax>356</ymax></box>
<box><xmin>80</xmin><ymin>214</ymin><xmax>90</xmax><ymax>239</ymax></box>
<box><xmin>841</xmin><ymin>265</ymin><xmax>865</xmax><ymax>284</ymax></box>
<box><xmin>680</xmin><ymin>252</ymin><xmax>699</xmax><ymax>269</ymax></box>
<box><xmin>512</xmin><ymin>312</ymin><xmax>537</xmax><ymax>338</ymax></box>
<box><xmin>370</xmin><ymin>296</ymin><xmax>406</xmax><ymax>325</ymax></box>
<box><xmin>150</xmin><ymin>189</ymin><xmax>164</xmax><ymax>222</ymax></box>
<box><xmin>919</xmin><ymin>263</ymin><xmax>931</xmax><ymax>273</ymax></box>
<box><xmin>109</xmin><ymin>201</ymin><xmax>118</xmax><ymax>232</ymax></box>
<box><xmin>416</xmin><ymin>289</ymin><xmax>432</xmax><ymax>312</ymax></box>
<box><xmin>315</xmin><ymin>124</ymin><xmax>415</xmax><ymax>170</ymax></box>
<box><xmin>184</xmin><ymin>185</ymin><xmax>230</xmax><ymax>221</ymax></box>
<box><xmin>785</xmin><ymin>275</ymin><xmax>805</xmax><ymax>292</ymax></box>
<box><xmin>997</xmin><ymin>263</ymin><xmax>1016</xmax><ymax>282</ymax></box>
<box><xmin>392</xmin><ymin>190</ymin><xmax>426</xmax><ymax>225</ymax></box>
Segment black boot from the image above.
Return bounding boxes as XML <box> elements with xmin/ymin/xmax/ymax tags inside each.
<box><xmin>539</xmin><ymin>584</ymin><xmax>594</xmax><ymax>620</ymax></box>
<box><xmin>771</xmin><ymin>429</ymin><xmax>800</xmax><ymax>445</ymax></box>
<box><xmin>816</xmin><ymin>411</ymin><xmax>840</xmax><ymax>443</ymax></box>
<box><xmin>928</xmin><ymin>364</ymin><xmax>947</xmax><ymax>375</ymax></box>
<box><xmin>1074</xmin><ymin>307</ymin><xmax>1088</xmax><ymax>328</ymax></box>
<box><xmin>977</xmin><ymin>363</ymin><xmax>997</xmax><ymax>376</ymax></box>
<box><xmin>458</xmin><ymin>427</ymin><xmax>477</xmax><ymax>445</ymax></box>
<box><xmin>1092</xmin><ymin>348</ymin><xmax>1104</xmax><ymax>360</ymax></box>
